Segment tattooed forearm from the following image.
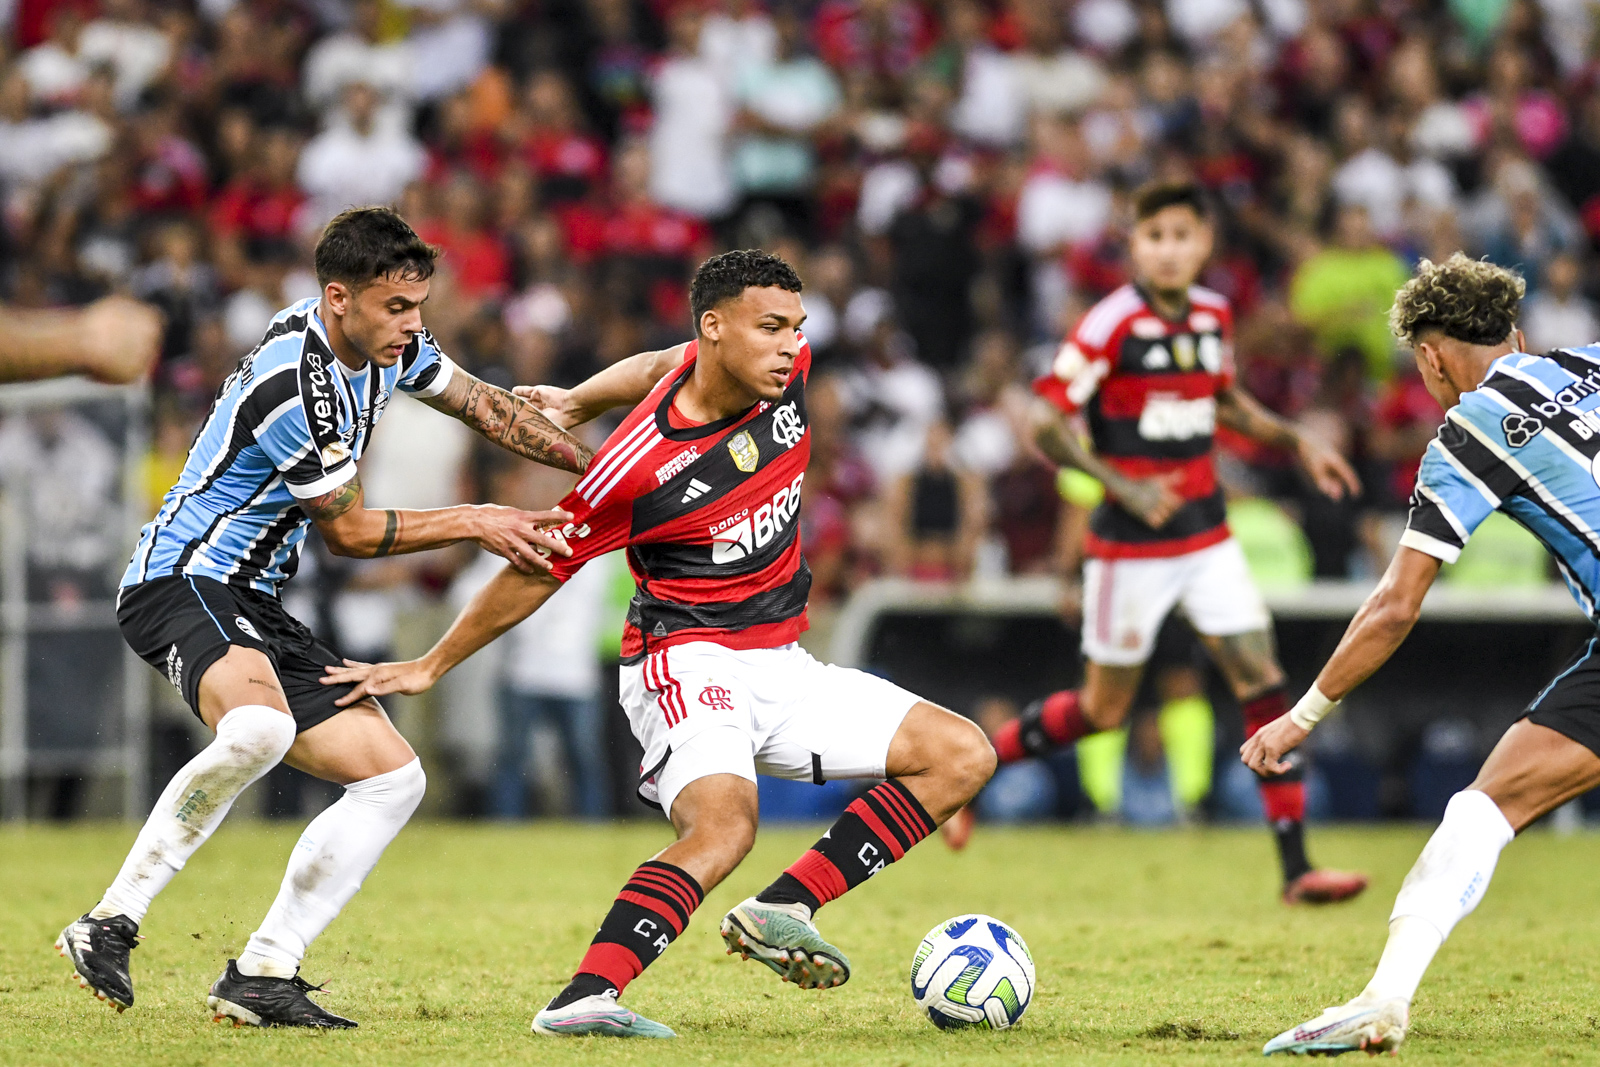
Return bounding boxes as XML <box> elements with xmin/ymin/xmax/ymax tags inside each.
<box><xmin>374</xmin><ymin>509</ymin><xmax>400</xmax><ymax>557</ymax></box>
<box><xmin>425</xmin><ymin>372</ymin><xmax>594</xmax><ymax>474</ymax></box>
<box><xmin>303</xmin><ymin>478</ymin><xmax>362</xmax><ymax>522</ymax></box>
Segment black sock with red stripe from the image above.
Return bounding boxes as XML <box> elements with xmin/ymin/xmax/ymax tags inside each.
<box><xmin>756</xmin><ymin>779</ymin><xmax>936</xmax><ymax>914</ymax></box>
<box><xmin>1243</xmin><ymin>686</ymin><xmax>1313</xmax><ymax>884</ymax></box>
<box><xmin>992</xmin><ymin>690</ymin><xmax>1092</xmax><ymax>764</ymax></box>
<box><xmin>546</xmin><ymin>860</ymin><xmax>704</xmax><ymax>1010</ymax></box>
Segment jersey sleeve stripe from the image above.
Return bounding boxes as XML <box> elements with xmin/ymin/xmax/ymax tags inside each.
<box><xmin>407</xmin><ymin>353</ymin><xmax>454</xmax><ymax>398</ymax></box>
<box><xmin>1430</xmin><ymin>436</ymin><xmax>1503</xmax><ymax>508</ymax></box>
<box><xmin>1416</xmin><ymin>483</ymin><xmax>1471</xmax><ymax>541</ymax></box>
<box><xmin>286</xmin><ymin>463</ymin><xmax>356</xmax><ymax>500</ymax></box>
<box><xmin>1399</xmin><ymin>528</ymin><xmax>1463</xmax><ymax>563</ymax></box>
<box><xmin>1078</xmin><ymin>287</ymin><xmax>1139</xmax><ymax>348</ymax></box>
<box><xmin>588</xmin><ymin>428</ymin><xmax>664</xmax><ymax>505</ymax></box>
<box><xmin>577</xmin><ymin>417</ymin><xmax>658</xmax><ymax>499</ymax></box>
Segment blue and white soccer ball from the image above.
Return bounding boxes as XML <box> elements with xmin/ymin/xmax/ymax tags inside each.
<box><xmin>910</xmin><ymin>914</ymin><xmax>1036</xmax><ymax>1030</ymax></box>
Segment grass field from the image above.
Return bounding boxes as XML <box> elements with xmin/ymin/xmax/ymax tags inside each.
<box><xmin>4</xmin><ymin>821</ymin><xmax>1600</xmax><ymax>1066</ymax></box>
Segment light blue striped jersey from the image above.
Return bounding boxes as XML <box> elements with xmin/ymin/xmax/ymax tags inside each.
<box><xmin>1405</xmin><ymin>346</ymin><xmax>1600</xmax><ymax>622</ymax></box>
<box><xmin>121</xmin><ymin>298</ymin><xmax>457</xmax><ymax>595</ymax></box>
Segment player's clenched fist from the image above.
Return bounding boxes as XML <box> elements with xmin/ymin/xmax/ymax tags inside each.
<box><xmin>1240</xmin><ymin>713</ymin><xmax>1309</xmax><ymax>776</ymax></box>
<box><xmin>322</xmin><ymin>657</ymin><xmax>439</xmax><ymax>706</ymax></box>
<box><xmin>78</xmin><ymin>296</ymin><xmax>164</xmax><ymax>384</ymax></box>
<box><xmin>470</xmin><ymin>506</ymin><xmax>574</xmax><ymax>574</ymax></box>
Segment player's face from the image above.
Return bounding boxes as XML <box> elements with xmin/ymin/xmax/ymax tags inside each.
<box><xmin>706</xmin><ymin>286</ymin><xmax>806</xmax><ymax>402</ymax></box>
<box><xmin>1129</xmin><ymin>205</ymin><xmax>1213</xmax><ymax>297</ymax></box>
<box><xmin>332</xmin><ymin>274</ymin><xmax>431</xmax><ymax>368</ymax></box>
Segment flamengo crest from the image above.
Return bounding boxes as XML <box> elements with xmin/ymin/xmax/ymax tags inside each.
<box><xmin>772</xmin><ymin>402</ymin><xmax>804</xmax><ymax>449</ymax></box>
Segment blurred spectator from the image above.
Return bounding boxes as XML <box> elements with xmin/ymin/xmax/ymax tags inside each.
<box><xmin>297</xmin><ymin>81</ymin><xmax>426</xmax><ymax>229</ymax></box>
<box><xmin>884</xmin><ymin>417</ymin><xmax>986</xmax><ymax>581</ymax></box>
<box><xmin>836</xmin><ymin>294</ymin><xmax>943</xmax><ymax>483</ymax></box>
<box><xmin>1290</xmin><ymin>204</ymin><xmax>1409</xmax><ymax>382</ymax></box>
<box><xmin>302</xmin><ymin>0</ymin><xmax>412</xmax><ymax>116</ymax></box>
<box><xmin>731</xmin><ymin>8</ymin><xmax>841</xmax><ymax>235</ymax></box>
<box><xmin>649</xmin><ymin>6</ymin><xmax>735</xmax><ymax>220</ymax></box>
<box><xmin>1523</xmin><ymin>250</ymin><xmax>1600</xmax><ymax>352</ymax></box>
<box><xmin>515</xmin><ymin>70</ymin><xmax>607</xmax><ymax>206</ymax></box>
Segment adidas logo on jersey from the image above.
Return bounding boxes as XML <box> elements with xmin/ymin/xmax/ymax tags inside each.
<box><xmin>709</xmin><ymin>474</ymin><xmax>804</xmax><ymax>563</ymax></box>
<box><xmin>680</xmin><ymin>478</ymin><xmax>713</xmax><ymax>504</ymax></box>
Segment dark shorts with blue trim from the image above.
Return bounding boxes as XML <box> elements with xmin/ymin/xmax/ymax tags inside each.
<box><xmin>117</xmin><ymin>575</ymin><xmax>358</xmax><ymax>734</ymax></box>
<box><xmin>1522</xmin><ymin>635</ymin><xmax>1600</xmax><ymax>757</ymax></box>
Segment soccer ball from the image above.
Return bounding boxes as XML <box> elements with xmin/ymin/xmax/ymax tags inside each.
<box><xmin>910</xmin><ymin>914</ymin><xmax>1035</xmax><ymax>1030</ymax></box>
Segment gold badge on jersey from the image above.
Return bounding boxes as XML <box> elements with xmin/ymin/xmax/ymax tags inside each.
<box><xmin>728</xmin><ymin>430</ymin><xmax>760</xmax><ymax>473</ymax></box>
<box><xmin>1172</xmin><ymin>334</ymin><xmax>1197</xmax><ymax>370</ymax></box>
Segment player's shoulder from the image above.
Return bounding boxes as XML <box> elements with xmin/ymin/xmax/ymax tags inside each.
<box><xmin>1186</xmin><ymin>284</ymin><xmax>1232</xmax><ymax>312</ymax></box>
<box><xmin>569</xmin><ymin>352</ymin><xmax>695</xmax><ymax>511</ymax></box>
<box><xmin>247</xmin><ymin>298</ymin><xmax>324</xmax><ymax>376</ymax></box>
<box><xmin>1074</xmin><ymin>285</ymin><xmax>1147</xmax><ymax>349</ymax></box>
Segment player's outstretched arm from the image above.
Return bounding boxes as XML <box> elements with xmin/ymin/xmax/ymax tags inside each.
<box><xmin>1216</xmin><ymin>383</ymin><xmax>1361</xmax><ymax>500</ymax></box>
<box><xmin>418</xmin><ymin>366</ymin><xmax>594</xmax><ymax>473</ymax></box>
<box><xmin>304</xmin><ymin>472</ymin><xmax>574</xmax><ymax>574</ymax></box>
<box><xmin>1241</xmin><ymin>546</ymin><xmax>1442</xmax><ymax>774</ymax></box>
<box><xmin>513</xmin><ymin>342</ymin><xmax>691</xmax><ymax>428</ymax></box>
<box><xmin>0</xmin><ymin>297</ymin><xmax>163</xmax><ymax>385</ymax></box>
<box><xmin>322</xmin><ymin>565</ymin><xmax>561</xmax><ymax>705</ymax></box>
<box><xmin>1029</xmin><ymin>398</ymin><xmax>1185</xmax><ymax>529</ymax></box>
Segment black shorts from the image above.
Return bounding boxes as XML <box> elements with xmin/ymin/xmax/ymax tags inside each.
<box><xmin>117</xmin><ymin>575</ymin><xmax>358</xmax><ymax>733</ymax></box>
<box><xmin>1523</xmin><ymin>635</ymin><xmax>1600</xmax><ymax>757</ymax></box>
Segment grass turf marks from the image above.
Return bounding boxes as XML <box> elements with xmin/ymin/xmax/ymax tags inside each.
<box><xmin>3</xmin><ymin>822</ymin><xmax>1599</xmax><ymax>1065</ymax></box>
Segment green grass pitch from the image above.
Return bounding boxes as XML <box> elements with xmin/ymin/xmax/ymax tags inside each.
<box><xmin>4</xmin><ymin>821</ymin><xmax>1600</xmax><ymax>1065</ymax></box>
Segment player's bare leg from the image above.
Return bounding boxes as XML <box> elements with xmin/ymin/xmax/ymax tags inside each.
<box><xmin>208</xmin><ymin>699</ymin><xmax>423</xmax><ymax>1029</ymax></box>
<box><xmin>1203</xmin><ymin>629</ymin><xmax>1367</xmax><ymax>904</ymax></box>
<box><xmin>736</xmin><ymin>701</ymin><xmax>993</xmax><ymax>978</ymax></box>
<box><xmin>58</xmin><ymin>648</ymin><xmax>296</xmax><ymax>1012</ymax></box>
<box><xmin>945</xmin><ymin>662</ymin><xmax>1140</xmax><ymax>848</ymax></box>
<box><xmin>1267</xmin><ymin>721</ymin><xmax>1600</xmax><ymax>1055</ymax></box>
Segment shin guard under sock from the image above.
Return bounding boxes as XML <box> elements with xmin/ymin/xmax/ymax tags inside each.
<box><xmin>993</xmin><ymin>690</ymin><xmax>1091</xmax><ymax>763</ymax></box>
<box><xmin>758</xmin><ymin>779</ymin><xmax>936</xmax><ymax>914</ymax></box>
<box><xmin>1243</xmin><ymin>686</ymin><xmax>1312</xmax><ymax>883</ymax></box>
<box><xmin>550</xmin><ymin>860</ymin><xmax>704</xmax><ymax>1009</ymax></box>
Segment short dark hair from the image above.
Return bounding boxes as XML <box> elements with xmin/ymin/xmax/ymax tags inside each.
<box><xmin>689</xmin><ymin>249</ymin><xmax>803</xmax><ymax>330</ymax></box>
<box><xmin>1133</xmin><ymin>181</ymin><xmax>1209</xmax><ymax>222</ymax></box>
<box><xmin>1389</xmin><ymin>253</ymin><xmax>1524</xmax><ymax>347</ymax></box>
<box><xmin>314</xmin><ymin>206</ymin><xmax>439</xmax><ymax>289</ymax></box>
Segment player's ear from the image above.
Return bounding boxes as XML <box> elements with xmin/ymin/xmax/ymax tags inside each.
<box><xmin>699</xmin><ymin>308</ymin><xmax>721</xmax><ymax>343</ymax></box>
<box><xmin>324</xmin><ymin>281</ymin><xmax>351</xmax><ymax>317</ymax></box>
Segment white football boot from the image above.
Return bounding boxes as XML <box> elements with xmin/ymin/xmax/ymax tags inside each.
<box><xmin>531</xmin><ymin>991</ymin><xmax>676</xmax><ymax>1038</ymax></box>
<box><xmin>1263</xmin><ymin>995</ymin><xmax>1408</xmax><ymax>1056</ymax></box>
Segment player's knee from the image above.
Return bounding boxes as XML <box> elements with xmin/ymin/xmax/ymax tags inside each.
<box><xmin>684</xmin><ymin>806</ymin><xmax>758</xmax><ymax>867</ymax></box>
<box><xmin>942</xmin><ymin>715</ymin><xmax>997</xmax><ymax>800</ymax></box>
<box><xmin>215</xmin><ymin>705</ymin><xmax>297</xmax><ymax>769</ymax></box>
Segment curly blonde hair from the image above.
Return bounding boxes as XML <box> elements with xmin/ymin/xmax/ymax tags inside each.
<box><xmin>1388</xmin><ymin>253</ymin><xmax>1525</xmax><ymax>347</ymax></box>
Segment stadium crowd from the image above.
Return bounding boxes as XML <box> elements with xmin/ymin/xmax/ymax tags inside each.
<box><xmin>4</xmin><ymin>0</ymin><xmax>1596</xmax><ymax>817</ymax></box>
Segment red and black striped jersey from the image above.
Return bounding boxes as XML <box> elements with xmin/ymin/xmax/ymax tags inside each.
<box><xmin>1033</xmin><ymin>283</ymin><xmax>1235</xmax><ymax>559</ymax></box>
<box><xmin>548</xmin><ymin>337</ymin><xmax>812</xmax><ymax>662</ymax></box>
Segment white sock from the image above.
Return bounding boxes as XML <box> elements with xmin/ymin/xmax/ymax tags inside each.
<box><xmin>1360</xmin><ymin>789</ymin><xmax>1515</xmax><ymax>1004</ymax></box>
<box><xmin>238</xmin><ymin>758</ymin><xmax>425</xmax><ymax>977</ymax></box>
<box><xmin>92</xmin><ymin>706</ymin><xmax>295</xmax><ymax>924</ymax></box>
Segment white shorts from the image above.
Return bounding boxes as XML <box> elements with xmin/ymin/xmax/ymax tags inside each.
<box><xmin>621</xmin><ymin>641</ymin><xmax>922</xmax><ymax>820</ymax></box>
<box><xmin>1081</xmin><ymin>537</ymin><xmax>1270</xmax><ymax>667</ymax></box>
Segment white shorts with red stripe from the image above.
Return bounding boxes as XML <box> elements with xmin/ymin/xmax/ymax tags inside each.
<box><xmin>621</xmin><ymin>641</ymin><xmax>921</xmax><ymax>819</ymax></box>
<box><xmin>1081</xmin><ymin>537</ymin><xmax>1270</xmax><ymax>666</ymax></box>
